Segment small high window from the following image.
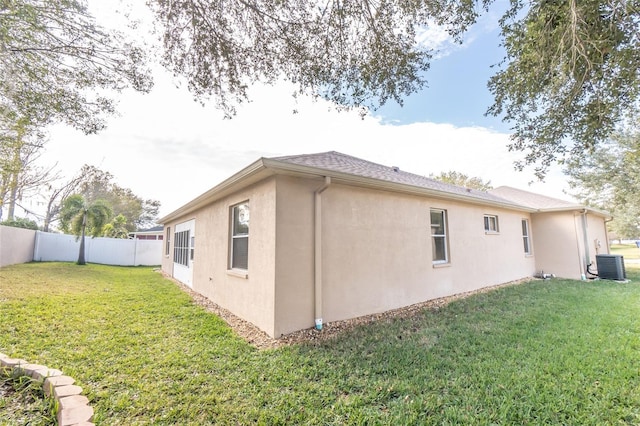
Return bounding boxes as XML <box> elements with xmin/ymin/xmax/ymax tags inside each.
<box><xmin>230</xmin><ymin>202</ymin><xmax>250</xmax><ymax>270</ymax></box>
<box><xmin>165</xmin><ymin>227</ymin><xmax>171</xmax><ymax>256</ymax></box>
<box><xmin>484</xmin><ymin>215</ymin><xmax>499</xmax><ymax>233</ymax></box>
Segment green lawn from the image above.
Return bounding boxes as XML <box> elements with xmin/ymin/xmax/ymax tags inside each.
<box><xmin>1</xmin><ymin>263</ymin><xmax>639</xmax><ymax>425</ymax></box>
<box><xmin>611</xmin><ymin>243</ymin><xmax>640</xmax><ymax>259</ymax></box>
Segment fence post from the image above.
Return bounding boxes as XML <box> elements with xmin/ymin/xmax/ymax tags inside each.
<box><xmin>33</xmin><ymin>231</ymin><xmax>40</xmax><ymax>262</ymax></box>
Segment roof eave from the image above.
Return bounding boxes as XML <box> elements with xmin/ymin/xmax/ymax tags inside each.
<box><xmin>536</xmin><ymin>205</ymin><xmax>612</xmax><ymax>218</ymax></box>
<box><xmin>160</xmin><ymin>157</ymin><xmax>551</xmax><ymax>225</ymax></box>
<box><xmin>263</xmin><ymin>158</ymin><xmax>536</xmax><ymax>212</ymax></box>
<box><xmin>158</xmin><ymin>158</ymin><xmax>272</xmax><ymax>224</ymax></box>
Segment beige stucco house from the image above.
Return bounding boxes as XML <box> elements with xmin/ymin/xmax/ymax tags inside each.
<box><xmin>159</xmin><ymin>151</ymin><xmax>611</xmax><ymax>338</ymax></box>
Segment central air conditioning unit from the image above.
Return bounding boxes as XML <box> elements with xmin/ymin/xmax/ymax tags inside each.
<box><xmin>595</xmin><ymin>254</ymin><xmax>626</xmax><ymax>281</ymax></box>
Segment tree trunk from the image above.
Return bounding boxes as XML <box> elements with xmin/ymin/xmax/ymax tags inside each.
<box><xmin>77</xmin><ymin>211</ymin><xmax>87</xmax><ymax>265</ymax></box>
<box><xmin>43</xmin><ymin>216</ymin><xmax>51</xmax><ymax>233</ymax></box>
<box><xmin>43</xmin><ymin>199</ymin><xmax>58</xmax><ymax>232</ymax></box>
<box><xmin>6</xmin><ymin>171</ymin><xmax>19</xmax><ymax>220</ymax></box>
<box><xmin>5</xmin><ymin>136</ymin><xmax>23</xmax><ymax>221</ymax></box>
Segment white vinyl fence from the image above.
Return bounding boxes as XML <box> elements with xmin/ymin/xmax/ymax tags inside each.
<box><xmin>0</xmin><ymin>225</ymin><xmax>162</xmax><ymax>267</ymax></box>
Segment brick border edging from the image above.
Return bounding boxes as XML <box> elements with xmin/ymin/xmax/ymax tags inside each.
<box><xmin>0</xmin><ymin>353</ymin><xmax>94</xmax><ymax>426</ymax></box>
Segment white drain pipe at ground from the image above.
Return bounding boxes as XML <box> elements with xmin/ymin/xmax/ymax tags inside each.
<box><xmin>314</xmin><ymin>176</ymin><xmax>331</xmax><ymax>330</ymax></box>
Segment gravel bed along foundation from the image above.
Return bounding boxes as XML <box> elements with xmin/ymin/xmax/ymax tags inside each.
<box><xmin>166</xmin><ymin>272</ymin><xmax>533</xmax><ymax>350</ymax></box>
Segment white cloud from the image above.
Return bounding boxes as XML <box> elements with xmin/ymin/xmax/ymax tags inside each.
<box><xmin>39</xmin><ymin>72</ymin><xmax>573</xmax><ymax>220</ymax></box>
<box><xmin>29</xmin><ymin>0</ymin><xmax>571</xmax><ymax>223</ymax></box>
<box><xmin>415</xmin><ymin>0</ymin><xmax>510</xmax><ymax>60</ymax></box>
<box><xmin>415</xmin><ymin>23</ymin><xmax>452</xmax><ymax>51</ymax></box>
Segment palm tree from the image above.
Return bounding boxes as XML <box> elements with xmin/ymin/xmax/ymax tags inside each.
<box><xmin>60</xmin><ymin>194</ymin><xmax>112</xmax><ymax>265</ymax></box>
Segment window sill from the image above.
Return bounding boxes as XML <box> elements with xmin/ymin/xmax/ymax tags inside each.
<box><xmin>227</xmin><ymin>269</ymin><xmax>248</xmax><ymax>279</ymax></box>
<box><xmin>432</xmin><ymin>262</ymin><xmax>451</xmax><ymax>269</ymax></box>
<box><xmin>484</xmin><ymin>231</ymin><xmax>500</xmax><ymax>235</ymax></box>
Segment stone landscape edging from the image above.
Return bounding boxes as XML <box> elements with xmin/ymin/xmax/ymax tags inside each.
<box><xmin>0</xmin><ymin>353</ymin><xmax>94</xmax><ymax>426</ymax></box>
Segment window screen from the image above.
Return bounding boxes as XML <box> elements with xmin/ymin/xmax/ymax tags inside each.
<box><xmin>173</xmin><ymin>230</ymin><xmax>189</xmax><ymax>266</ymax></box>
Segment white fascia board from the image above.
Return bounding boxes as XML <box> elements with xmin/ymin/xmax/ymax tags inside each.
<box><xmin>536</xmin><ymin>205</ymin><xmax>612</xmax><ymax>218</ymax></box>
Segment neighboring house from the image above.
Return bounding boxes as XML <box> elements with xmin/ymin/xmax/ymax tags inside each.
<box><xmin>129</xmin><ymin>226</ymin><xmax>164</xmax><ymax>240</ymax></box>
<box><xmin>159</xmin><ymin>151</ymin><xmax>611</xmax><ymax>338</ymax></box>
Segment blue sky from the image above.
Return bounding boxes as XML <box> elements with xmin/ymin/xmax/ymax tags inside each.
<box><xmin>31</xmin><ymin>2</ymin><xmax>574</xmax><ymax>220</ymax></box>
<box><xmin>377</xmin><ymin>1</ymin><xmax>510</xmax><ymax>131</ymax></box>
<box><xmin>377</xmin><ymin>31</ymin><xmax>507</xmax><ymax>130</ymax></box>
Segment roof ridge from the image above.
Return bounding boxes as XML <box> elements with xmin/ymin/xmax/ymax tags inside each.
<box><xmin>275</xmin><ymin>150</ymin><xmax>428</xmax><ymax>179</ymax></box>
<box><xmin>269</xmin><ymin>150</ymin><xmax>337</xmax><ymax>161</ymax></box>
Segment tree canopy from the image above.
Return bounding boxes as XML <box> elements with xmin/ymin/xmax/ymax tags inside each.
<box><xmin>1</xmin><ymin>1</ymin><xmax>155</xmax><ymax>227</ymax></box>
<box><xmin>60</xmin><ymin>194</ymin><xmax>112</xmax><ymax>264</ymax></box>
<box><xmin>488</xmin><ymin>0</ymin><xmax>640</xmax><ymax>179</ymax></box>
<box><xmin>0</xmin><ymin>216</ymin><xmax>38</xmax><ymax>230</ymax></box>
<box><xmin>430</xmin><ymin>170</ymin><xmax>493</xmax><ymax>191</ymax></box>
<box><xmin>148</xmin><ymin>0</ymin><xmax>640</xmax><ymax>176</ymax></box>
<box><xmin>565</xmin><ymin>129</ymin><xmax>640</xmax><ymax>239</ymax></box>
<box><xmin>1</xmin><ymin>0</ymin><xmax>153</xmax><ymax>134</ymax></box>
<box><xmin>102</xmin><ymin>214</ymin><xmax>130</xmax><ymax>239</ymax></box>
<box><xmin>148</xmin><ymin>0</ymin><xmax>486</xmax><ymax>116</ymax></box>
<box><xmin>76</xmin><ymin>166</ymin><xmax>160</xmax><ymax>232</ymax></box>
<box><xmin>0</xmin><ymin>115</ymin><xmax>55</xmax><ymax>221</ymax></box>
<box><xmin>60</xmin><ymin>194</ymin><xmax>112</xmax><ymax>238</ymax></box>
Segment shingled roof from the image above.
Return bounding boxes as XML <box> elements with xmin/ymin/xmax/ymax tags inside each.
<box><xmin>489</xmin><ymin>186</ymin><xmax>580</xmax><ymax>210</ymax></box>
<box><xmin>270</xmin><ymin>151</ymin><xmax>515</xmax><ymax>206</ymax></box>
<box><xmin>161</xmin><ymin>151</ymin><xmax>607</xmax><ymax>223</ymax></box>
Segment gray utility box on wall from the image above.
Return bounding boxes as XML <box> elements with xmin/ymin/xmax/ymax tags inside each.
<box><xmin>595</xmin><ymin>254</ymin><xmax>626</xmax><ymax>281</ymax></box>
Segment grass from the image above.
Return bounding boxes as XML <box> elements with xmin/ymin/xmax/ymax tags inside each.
<box><xmin>1</xmin><ymin>262</ymin><xmax>639</xmax><ymax>425</ymax></box>
<box><xmin>0</xmin><ymin>370</ymin><xmax>56</xmax><ymax>426</ymax></box>
<box><xmin>611</xmin><ymin>243</ymin><xmax>640</xmax><ymax>259</ymax></box>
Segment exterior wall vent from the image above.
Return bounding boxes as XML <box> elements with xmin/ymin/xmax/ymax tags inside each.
<box><xmin>595</xmin><ymin>254</ymin><xmax>626</xmax><ymax>281</ymax></box>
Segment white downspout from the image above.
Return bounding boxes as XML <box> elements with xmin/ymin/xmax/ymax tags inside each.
<box><xmin>314</xmin><ymin>176</ymin><xmax>331</xmax><ymax>330</ymax></box>
<box><xmin>573</xmin><ymin>212</ymin><xmax>586</xmax><ymax>280</ymax></box>
<box><xmin>604</xmin><ymin>216</ymin><xmax>613</xmax><ymax>253</ymax></box>
<box><xmin>581</xmin><ymin>209</ymin><xmax>591</xmax><ymax>275</ymax></box>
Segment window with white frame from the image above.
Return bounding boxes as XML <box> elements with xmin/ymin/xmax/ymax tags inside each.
<box><xmin>173</xmin><ymin>229</ymin><xmax>189</xmax><ymax>266</ymax></box>
<box><xmin>522</xmin><ymin>219</ymin><xmax>531</xmax><ymax>254</ymax></box>
<box><xmin>230</xmin><ymin>202</ymin><xmax>250</xmax><ymax>270</ymax></box>
<box><xmin>484</xmin><ymin>214</ymin><xmax>499</xmax><ymax>233</ymax></box>
<box><xmin>430</xmin><ymin>209</ymin><xmax>449</xmax><ymax>264</ymax></box>
<box><xmin>165</xmin><ymin>226</ymin><xmax>171</xmax><ymax>256</ymax></box>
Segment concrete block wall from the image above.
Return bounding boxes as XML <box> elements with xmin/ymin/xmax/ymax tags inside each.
<box><xmin>0</xmin><ymin>225</ymin><xmax>36</xmax><ymax>267</ymax></box>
